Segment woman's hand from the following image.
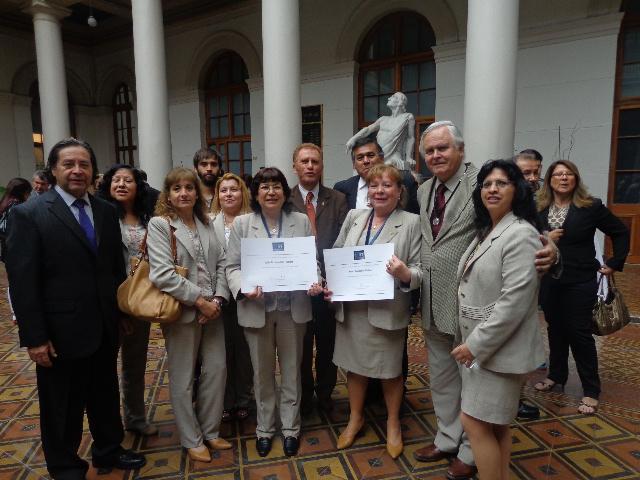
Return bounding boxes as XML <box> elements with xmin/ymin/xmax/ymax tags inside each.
<box><xmin>598</xmin><ymin>264</ymin><xmax>614</xmax><ymax>276</ymax></box>
<box><xmin>245</xmin><ymin>286</ymin><xmax>263</xmax><ymax>299</ymax></box>
<box><xmin>547</xmin><ymin>229</ymin><xmax>564</xmax><ymax>243</ymax></box>
<box><xmin>307</xmin><ymin>282</ymin><xmax>324</xmax><ymax>296</ymax></box>
<box><xmin>195</xmin><ymin>296</ymin><xmax>221</xmax><ymax>322</ymax></box>
<box><xmin>386</xmin><ymin>254</ymin><xmax>411</xmax><ymax>284</ymax></box>
<box><xmin>451</xmin><ymin>343</ymin><xmax>475</xmax><ymax>368</ymax></box>
<box><xmin>323</xmin><ymin>287</ymin><xmax>334</xmax><ymax>303</ymax></box>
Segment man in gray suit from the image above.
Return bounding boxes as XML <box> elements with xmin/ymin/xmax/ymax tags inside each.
<box><xmin>414</xmin><ymin>122</ymin><xmax>556</xmax><ymax>480</ymax></box>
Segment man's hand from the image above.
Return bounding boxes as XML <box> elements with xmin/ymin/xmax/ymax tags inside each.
<box><xmin>28</xmin><ymin>341</ymin><xmax>57</xmax><ymax>368</ymax></box>
<box><xmin>535</xmin><ymin>235</ymin><xmax>558</xmax><ymax>274</ymax></box>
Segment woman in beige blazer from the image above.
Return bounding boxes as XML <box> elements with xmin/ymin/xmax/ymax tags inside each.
<box><xmin>329</xmin><ymin>164</ymin><xmax>421</xmax><ymax>460</ymax></box>
<box><xmin>210</xmin><ymin>173</ymin><xmax>254</xmax><ymax>422</ymax></box>
<box><xmin>147</xmin><ymin>168</ymin><xmax>230</xmax><ymax>463</ymax></box>
<box><xmin>451</xmin><ymin>159</ymin><xmax>545</xmax><ymax>480</ymax></box>
<box><xmin>225</xmin><ymin>167</ymin><xmax>322</xmax><ymax>458</ymax></box>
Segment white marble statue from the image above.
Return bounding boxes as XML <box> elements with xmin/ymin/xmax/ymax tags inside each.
<box><xmin>346</xmin><ymin>92</ymin><xmax>416</xmax><ymax>170</ymax></box>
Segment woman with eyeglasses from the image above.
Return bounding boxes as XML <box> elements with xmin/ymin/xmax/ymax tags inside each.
<box><xmin>225</xmin><ymin>167</ymin><xmax>323</xmax><ymax>458</ymax></box>
<box><xmin>451</xmin><ymin>159</ymin><xmax>545</xmax><ymax>480</ymax></box>
<box><xmin>534</xmin><ymin>160</ymin><xmax>629</xmax><ymax>414</ymax></box>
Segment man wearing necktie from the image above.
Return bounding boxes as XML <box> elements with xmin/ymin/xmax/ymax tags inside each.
<box><xmin>6</xmin><ymin>138</ymin><xmax>146</xmax><ymax>479</ymax></box>
<box><xmin>289</xmin><ymin>143</ymin><xmax>348</xmax><ymax>415</ymax></box>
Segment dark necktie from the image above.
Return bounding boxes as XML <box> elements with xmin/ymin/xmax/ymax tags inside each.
<box><xmin>305</xmin><ymin>191</ymin><xmax>317</xmax><ymax>236</ymax></box>
<box><xmin>430</xmin><ymin>183</ymin><xmax>447</xmax><ymax>239</ymax></box>
<box><xmin>73</xmin><ymin>199</ymin><xmax>97</xmax><ymax>252</ymax></box>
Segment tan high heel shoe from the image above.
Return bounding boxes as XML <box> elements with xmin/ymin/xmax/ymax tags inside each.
<box><xmin>386</xmin><ymin>440</ymin><xmax>403</xmax><ymax>459</ymax></box>
<box><xmin>207</xmin><ymin>438</ymin><xmax>233</xmax><ymax>450</ymax></box>
<box><xmin>187</xmin><ymin>444</ymin><xmax>211</xmax><ymax>462</ymax></box>
<box><xmin>336</xmin><ymin>419</ymin><xmax>365</xmax><ymax>449</ymax></box>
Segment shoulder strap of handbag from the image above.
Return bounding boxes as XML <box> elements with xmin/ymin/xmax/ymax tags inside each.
<box><xmin>129</xmin><ymin>218</ymin><xmax>179</xmax><ymax>275</ymax></box>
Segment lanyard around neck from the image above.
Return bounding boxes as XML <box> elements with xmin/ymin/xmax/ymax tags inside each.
<box><xmin>426</xmin><ymin>163</ymin><xmax>469</xmax><ymax>214</ymax></box>
<box><xmin>365</xmin><ymin>209</ymin><xmax>391</xmax><ymax>245</ymax></box>
<box><xmin>260</xmin><ymin>212</ymin><xmax>283</xmax><ymax>238</ymax></box>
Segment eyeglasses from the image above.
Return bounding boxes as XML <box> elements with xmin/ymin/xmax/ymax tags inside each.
<box><xmin>481</xmin><ymin>180</ymin><xmax>512</xmax><ymax>189</ymax></box>
<box><xmin>551</xmin><ymin>171</ymin><xmax>575</xmax><ymax>178</ymax></box>
<box><xmin>259</xmin><ymin>184</ymin><xmax>283</xmax><ymax>193</ymax></box>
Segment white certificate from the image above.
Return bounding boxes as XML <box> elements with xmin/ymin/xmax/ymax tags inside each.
<box><xmin>241</xmin><ymin>236</ymin><xmax>317</xmax><ymax>293</ymax></box>
<box><xmin>323</xmin><ymin>243</ymin><xmax>395</xmax><ymax>301</ymax></box>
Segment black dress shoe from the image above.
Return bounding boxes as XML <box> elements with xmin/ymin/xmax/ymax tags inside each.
<box><xmin>256</xmin><ymin>437</ymin><xmax>272</xmax><ymax>457</ymax></box>
<box><xmin>283</xmin><ymin>436</ymin><xmax>299</xmax><ymax>457</ymax></box>
<box><xmin>517</xmin><ymin>400</ymin><xmax>540</xmax><ymax>420</ymax></box>
<box><xmin>93</xmin><ymin>449</ymin><xmax>146</xmax><ymax>470</ymax></box>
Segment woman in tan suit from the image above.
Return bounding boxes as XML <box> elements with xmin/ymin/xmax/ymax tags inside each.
<box><xmin>329</xmin><ymin>164</ymin><xmax>421</xmax><ymax>459</ymax></box>
<box><xmin>147</xmin><ymin>168</ymin><xmax>230</xmax><ymax>463</ymax></box>
<box><xmin>211</xmin><ymin>173</ymin><xmax>254</xmax><ymax>422</ymax></box>
<box><xmin>451</xmin><ymin>159</ymin><xmax>545</xmax><ymax>480</ymax></box>
<box><xmin>226</xmin><ymin>167</ymin><xmax>323</xmax><ymax>458</ymax></box>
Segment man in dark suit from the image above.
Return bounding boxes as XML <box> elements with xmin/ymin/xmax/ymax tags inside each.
<box><xmin>289</xmin><ymin>143</ymin><xmax>348</xmax><ymax>415</ymax></box>
<box><xmin>333</xmin><ymin>136</ymin><xmax>419</xmax><ymax>214</ymax></box>
<box><xmin>6</xmin><ymin>138</ymin><xmax>146</xmax><ymax>480</ymax></box>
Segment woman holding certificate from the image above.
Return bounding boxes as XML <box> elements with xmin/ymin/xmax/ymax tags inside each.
<box><xmin>329</xmin><ymin>164</ymin><xmax>421</xmax><ymax>459</ymax></box>
<box><xmin>225</xmin><ymin>167</ymin><xmax>323</xmax><ymax>458</ymax></box>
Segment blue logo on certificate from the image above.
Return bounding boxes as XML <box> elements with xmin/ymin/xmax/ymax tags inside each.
<box><xmin>272</xmin><ymin>242</ymin><xmax>285</xmax><ymax>251</ymax></box>
<box><xmin>354</xmin><ymin>250</ymin><xmax>365</xmax><ymax>260</ymax></box>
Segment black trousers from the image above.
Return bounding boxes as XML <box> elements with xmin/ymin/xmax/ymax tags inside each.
<box><xmin>541</xmin><ymin>277</ymin><xmax>601</xmax><ymax>399</ymax></box>
<box><xmin>36</xmin><ymin>338</ymin><xmax>124</xmax><ymax>480</ymax></box>
<box><xmin>301</xmin><ymin>295</ymin><xmax>338</xmax><ymax>402</ymax></box>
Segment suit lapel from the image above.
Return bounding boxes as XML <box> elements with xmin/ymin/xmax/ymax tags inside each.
<box><xmin>344</xmin><ymin>209</ymin><xmax>370</xmax><ymax>246</ymax></box>
<box><xmin>290</xmin><ymin>186</ymin><xmax>305</xmax><ymax>213</ymax></box>
<box><xmin>89</xmin><ymin>194</ymin><xmax>105</xmax><ymax>249</ymax></box>
<box><xmin>195</xmin><ymin>218</ymin><xmax>210</xmax><ymax>263</ymax></box>
<box><xmin>249</xmin><ymin>213</ymin><xmax>268</xmax><ymax>238</ymax></box>
<box><xmin>315</xmin><ymin>185</ymin><xmax>331</xmax><ymax>220</ymax></box>
<box><xmin>170</xmin><ymin>217</ymin><xmax>197</xmax><ymax>261</ymax></box>
<box><xmin>462</xmin><ymin>212</ymin><xmax>517</xmax><ymax>275</ymax></box>
<box><xmin>282</xmin><ymin>210</ymin><xmax>297</xmax><ymax>237</ymax></box>
<box><xmin>47</xmin><ymin>191</ymin><xmax>95</xmax><ymax>254</ymax></box>
<box><xmin>435</xmin><ymin>168</ymin><xmax>473</xmax><ymax>244</ymax></box>
<box><xmin>376</xmin><ymin>209</ymin><xmax>402</xmax><ymax>244</ymax></box>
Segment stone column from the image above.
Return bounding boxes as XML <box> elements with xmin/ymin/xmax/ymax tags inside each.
<box><xmin>463</xmin><ymin>0</ymin><xmax>520</xmax><ymax>164</ymax></box>
<box><xmin>25</xmin><ymin>0</ymin><xmax>70</xmax><ymax>158</ymax></box>
<box><xmin>131</xmin><ymin>0</ymin><xmax>172</xmax><ymax>188</ymax></box>
<box><xmin>262</xmin><ymin>0</ymin><xmax>301</xmax><ymax>184</ymax></box>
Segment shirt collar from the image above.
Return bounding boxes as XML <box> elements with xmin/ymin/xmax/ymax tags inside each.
<box><xmin>55</xmin><ymin>185</ymin><xmax>90</xmax><ymax>207</ymax></box>
<box><xmin>357</xmin><ymin>176</ymin><xmax>367</xmax><ymax>190</ymax></box>
<box><xmin>298</xmin><ymin>183</ymin><xmax>320</xmax><ymax>200</ymax></box>
<box><xmin>436</xmin><ymin>162</ymin><xmax>467</xmax><ymax>191</ymax></box>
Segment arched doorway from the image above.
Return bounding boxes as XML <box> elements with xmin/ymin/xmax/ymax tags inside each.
<box><xmin>204</xmin><ymin>51</ymin><xmax>251</xmax><ymax>176</ymax></box>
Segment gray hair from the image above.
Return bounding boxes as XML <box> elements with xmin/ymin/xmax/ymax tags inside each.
<box><xmin>419</xmin><ymin>120</ymin><xmax>465</xmax><ymax>158</ymax></box>
<box><xmin>32</xmin><ymin>169</ymin><xmax>48</xmax><ymax>182</ymax></box>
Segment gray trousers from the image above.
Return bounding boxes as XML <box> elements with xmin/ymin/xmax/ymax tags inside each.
<box><xmin>244</xmin><ymin>310</ymin><xmax>306</xmax><ymax>438</ymax></box>
<box><xmin>120</xmin><ymin>318</ymin><xmax>151</xmax><ymax>430</ymax></box>
<box><xmin>425</xmin><ymin>327</ymin><xmax>474</xmax><ymax>466</ymax></box>
<box><xmin>162</xmin><ymin>318</ymin><xmax>226</xmax><ymax>448</ymax></box>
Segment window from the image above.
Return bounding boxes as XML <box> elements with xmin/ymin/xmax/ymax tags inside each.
<box><xmin>205</xmin><ymin>51</ymin><xmax>251</xmax><ymax>176</ymax></box>
<box><xmin>358</xmin><ymin>12</ymin><xmax>436</xmax><ymax>174</ymax></box>
<box><xmin>302</xmin><ymin>105</ymin><xmax>322</xmax><ymax>147</ymax></box>
<box><xmin>112</xmin><ymin>84</ymin><xmax>136</xmax><ymax>165</ymax></box>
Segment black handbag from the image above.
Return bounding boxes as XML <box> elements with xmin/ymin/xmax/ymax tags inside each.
<box><xmin>592</xmin><ymin>274</ymin><xmax>631</xmax><ymax>336</ymax></box>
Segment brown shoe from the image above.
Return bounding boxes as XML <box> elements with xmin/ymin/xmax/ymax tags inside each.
<box><xmin>446</xmin><ymin>458</ymin><xmax>478</xmax><ymax>480</ymax></box>
<box><xmin>207</xmin><ymin>438</ymin><xmax>233</xmax><ymax>450</ymax></box>
<box><xmin>187</xmin><ymin>445</ymin><xmax>211</xmax><ymax>463</ymax></box>
<box><xmin>413</xmin><ymin>443</ymin><xmax>456</xmax><ymax>462</ymax></box>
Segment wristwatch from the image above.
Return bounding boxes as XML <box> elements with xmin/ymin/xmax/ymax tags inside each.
<box><xmin>212</xmin><ymin>297</ymin><xmax>223</xmax><ymax>307</ymax></box>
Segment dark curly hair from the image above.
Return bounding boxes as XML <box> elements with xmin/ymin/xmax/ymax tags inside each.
<box><xmin>249</xmin><ymin>167</ymin><xmax>292</xmax><ymax>213</ymax></box>
<box><xmin>472</xmin><ymin>159</ymin><xmax>541</xmax><ymax>238</ymax></box>
<box><xmin>98</xmin><ymin>164</ymin><xmax>155</xmax><ymax>227</ymax></box>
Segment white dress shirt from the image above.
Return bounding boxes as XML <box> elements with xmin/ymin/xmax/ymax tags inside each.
<box><xmin>297</xmin><ymin>183</ymin><xmax>319</xmax><ymax>209</ymax></box>
<box><xmin>55</xmin><ymin>185</ymin><xmax>94</xmax><ymax>226</ymax></box>
<box><xmin>355</xmin><ymin>176</ymin><xmax>369</xmax><ymax>209</ymax></box>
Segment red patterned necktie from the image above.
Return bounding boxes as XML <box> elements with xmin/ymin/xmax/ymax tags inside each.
<box><xmin>305</xmin><ymin>191</ymin><xmax>317</xmax><ymax>236</ymax></box>
<box><xmin>430</xmin><ymin>183</ymin><xmax>447</xmax><ymax>239</ymax></box>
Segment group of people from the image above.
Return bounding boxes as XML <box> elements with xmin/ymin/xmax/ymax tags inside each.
<box><xmin>3</xmin><ymin>117</ymin><xmax>630</xmax><ymax>480</ymax></box>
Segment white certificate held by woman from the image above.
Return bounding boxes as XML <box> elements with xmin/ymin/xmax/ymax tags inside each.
<box><xmin>241</xmin><ymin>236</ymin><xmax>318</xmax><ymax>293</ymax></box>
<box><xmin>323</xmin><ymin>243</ymin><xmax>395</xmax><ymax>301</ymax></box>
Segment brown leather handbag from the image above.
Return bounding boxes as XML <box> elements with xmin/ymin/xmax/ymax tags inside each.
<box><xmin>592</xmin><ymin>274</ymin><xmax>631</xmax><ymax>336</ymax></box>
<box><xmin>117</xmin><ymin>222</ymin><xmax>188</xmax><ymax>323</ymax></box>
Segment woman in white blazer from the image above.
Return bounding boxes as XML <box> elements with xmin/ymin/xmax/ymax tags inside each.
<box><xmin>451</xmin><ymin>159</ymin><xmax>545</xmax><ymax>480</ymax></box>
<box><xmin>225</xmin><ymin>167</ymin><xmax>323</xmax><ymax>458</ymax></box>
<box><xmin>328</xmin><ymin>164</ymin><xmax>421</xmax><ymax>460</ymax></box>
<box><xmin>210</xmin><ymin>173</ymin><xmax>254</xmax><ymax>422</ymax></box>
<box><xmin>147</xmin><ymin>167</ymin><xmax>230</xmax><ymax>463</ymax></box>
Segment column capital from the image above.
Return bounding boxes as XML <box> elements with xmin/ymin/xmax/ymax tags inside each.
<box><xmin>23</xmin><ymin>0</ymin><xmax>71</xmax><ymax>20</ymax></box>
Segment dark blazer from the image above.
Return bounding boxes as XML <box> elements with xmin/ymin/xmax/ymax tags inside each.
<box><xmin>6</xmin><ymin>189</ymin><xmax>126</xmax><ymax>359</ymax></box>
<box><xmin>539</xmin><ymin>198</ymin><xmax>629</xmax><ymax>284</ymax></box>
<box><xmin>333</xmin><ymin>170</ymin><xmax>419</xmax><ymax>214</ymax></box>
<box><xmin>289</xmin><ymin>184</ymin><xmax>348</xmax><ymax>274</ymax></box>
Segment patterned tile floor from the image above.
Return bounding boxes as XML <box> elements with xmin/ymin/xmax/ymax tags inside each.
<box><xmin>0</xmin><ymin>265</ymin><xmax>638</xmax><ymax>480</ymax></box>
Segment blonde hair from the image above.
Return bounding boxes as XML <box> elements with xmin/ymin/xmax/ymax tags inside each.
<box><xmin>211</xmin><ymin>173</ymin><xmax>251</xmax><ymax>216</ymax></box>
<box><xmin>292</xmin><ymin>143</ymin><xmax>322</xmax><ymax>164</ymax></box>
<box><xmin>537</xmin><ymin>159</ymin><xmax>593</xmax><ymax>211</ymax></box>
<box><xmin>154</xmin><ymin>167</ymin><xmax>209</xmax><ymax>224</ymax></box>
<box><xmin>366</xmin><ymin>164</ymin><xmax>407</xmax><ymax>209</ymax></box>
